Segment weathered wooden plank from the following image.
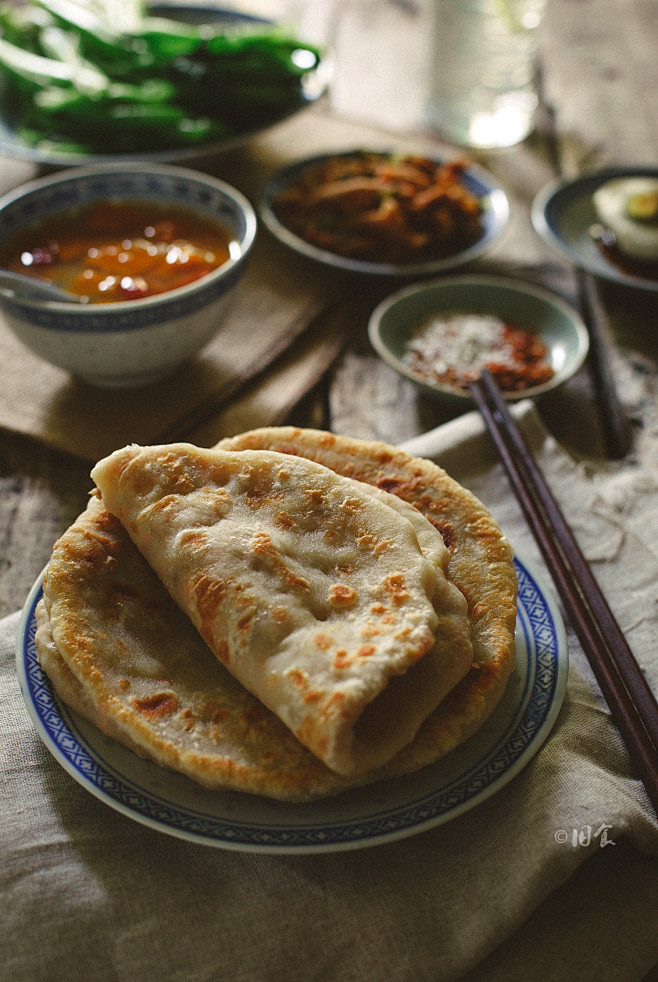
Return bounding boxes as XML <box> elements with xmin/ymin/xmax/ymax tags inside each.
<box><xmin>0</xmin><ymin>436</ymin><xmax>90</xmax><ymax>618</ymax></box>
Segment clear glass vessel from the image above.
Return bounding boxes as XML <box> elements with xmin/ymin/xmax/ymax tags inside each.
<box><xmin>425</xmin><ymin>0</ymin><xmax>546</xmax><ymax>149</ymax></box>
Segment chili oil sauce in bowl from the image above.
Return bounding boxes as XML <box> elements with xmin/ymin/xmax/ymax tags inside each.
<box><xmin>0</xmin><ymin>163</ymin><xmax>256</xmax><ymax>387</ymax></box>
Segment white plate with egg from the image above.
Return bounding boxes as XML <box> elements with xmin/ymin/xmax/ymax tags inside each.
<box><xmin>531</xmin><ymin>167</ymin><xmax>658</xmax><ymax>292</ymax></box>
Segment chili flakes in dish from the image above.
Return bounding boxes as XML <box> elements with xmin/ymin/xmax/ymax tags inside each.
<box><xmin>403</xmin><ymin>312</ymin><xmax>555</xmax><ymax>392</ymax></box>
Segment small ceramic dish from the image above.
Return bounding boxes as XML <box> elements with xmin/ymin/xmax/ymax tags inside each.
<box><xmin>0</xmin><ymin>162</ymin><xmax>256</xmax><ymax>387</ymax></box>
<box><xmin>260</xmin><ymin>150</ymin><xmax>509</xmax><ymax>277</ymax></box>
<box><xmin>531</xmin><ymin>167</ymin><xmax>658</xmax><ymax>293</ymax></box>
<box><xmin>368</xmin><ymin>275</ymin><xmax>590</xmax><ymax>405</ymax></box>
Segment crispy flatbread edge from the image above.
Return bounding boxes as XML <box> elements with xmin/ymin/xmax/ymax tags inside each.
<box><xmin>34</xmin><ymin>427</ymin><xmax>517</xmax><ymax>802</ymax></box>
<box><xmin>36</xmin><ymin>592</ymin><xmax>514</xmax><ymax>802</ymax></box>
<box><xmin>35</xmin><ymin>595</ymin><xmax>358</xmax><ymax>803</ymax></box>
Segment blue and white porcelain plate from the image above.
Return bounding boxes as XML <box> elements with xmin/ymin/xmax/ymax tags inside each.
<box><xmin>260</xmin><ymin>152</ymin><xmax>509</xmax><ymax>277</ymax></box>
<box><xmin>16</xmin><ymin>551</ymin><xmax>567</xmax><ymax>853</ymax></box>
<box><xmin>531</xmin><ymin>167</ymin><xmax>658</xmax><ymax>292</ymax></box>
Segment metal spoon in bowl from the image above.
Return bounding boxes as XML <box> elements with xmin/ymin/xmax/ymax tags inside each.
<box><xmin>0</xmin><ymin>269</ymin><xmax>83</xmax><ymax>303</ymax></box>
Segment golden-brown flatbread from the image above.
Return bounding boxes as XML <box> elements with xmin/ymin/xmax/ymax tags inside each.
<box><xmin>216</xmin><ymin>427</ymin><xmax>518</xmax><ymax>774</ymax></box>
<box><xmin>36</xmin><ymin>428</ymin><xmax>517</xmax><ymax>801</ymax></box>
<box><xmin>89</xmin><ymin>443</ymin><xmax>473</xmax><ymax>777</ymax></box>
<box><xmin>35</xmin><ymin>498</ymin><xmax>359</xmax><ymax>801</ymax></box>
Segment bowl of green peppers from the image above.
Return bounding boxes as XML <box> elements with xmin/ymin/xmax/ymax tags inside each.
<box><xmin>0</xmin><ymin>0</ymin><xmax>326</xmax><ymax>163</ymax></box>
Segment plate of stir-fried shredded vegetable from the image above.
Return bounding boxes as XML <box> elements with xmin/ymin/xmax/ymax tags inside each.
<box><xmin>0</xmin><ymin>1</ymin><xmax>327</xmax><ymax>164</ymax></box>
<box><xmin>260</xmin><ymin>150</ymin><xmax>509</xmax><ymax>276</ymax></box>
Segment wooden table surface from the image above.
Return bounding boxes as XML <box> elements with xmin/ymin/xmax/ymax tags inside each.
<box><xmin>1</xmin><ymin>0</ymin><xmax>657</xmax><ymax>620</ymax></box>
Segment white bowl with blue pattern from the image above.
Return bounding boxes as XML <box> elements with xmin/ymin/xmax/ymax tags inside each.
<box><xmin>0</xmin><ymin>163</ymin><xmax>257</xmax><ymax>387</ymax></box>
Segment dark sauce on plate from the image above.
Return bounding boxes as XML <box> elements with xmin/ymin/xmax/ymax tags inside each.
<box><xmin>590</xmin><ymin>223</ymin><xmax>658</xmax><ymax>282</ymax></box>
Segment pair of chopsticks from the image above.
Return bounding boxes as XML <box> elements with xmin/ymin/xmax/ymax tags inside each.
<box><xmin>470</xmin><ymin>370</ymin><xmax>658</xmax><ymax>816</ymax></box>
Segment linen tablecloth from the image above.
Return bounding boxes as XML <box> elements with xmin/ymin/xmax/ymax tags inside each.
<box><xmin>2</xmin><ymin>404</ymin><xmax>657</xmax><ymax>982</ymax></box>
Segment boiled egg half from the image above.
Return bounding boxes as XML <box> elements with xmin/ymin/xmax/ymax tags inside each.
<box><xmin>592</xmin><ymin>177</ymin><xmax>658</xmax><ymax>261</ymax></box>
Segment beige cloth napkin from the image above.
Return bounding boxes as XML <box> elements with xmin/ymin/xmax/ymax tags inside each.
<box><xmin>2</xmin><ymin>403</ymin><xmax>657</xmax><ymax>982</ymax></box>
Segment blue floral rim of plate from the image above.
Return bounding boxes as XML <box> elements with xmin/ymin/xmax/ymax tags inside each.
<box><xmin>16</xmin><ymin>552</ymin><xmax>567</xmax><ymax>853</ymax></box>
<box><xmin>260</xmin><ymin>151</ymin><xmax>509</xmax><ymax>277</ymax></box>
<box><xmin>531</xmin><ymin>166</ymin><xmax>658</xmax><ymax>293</ymax></box>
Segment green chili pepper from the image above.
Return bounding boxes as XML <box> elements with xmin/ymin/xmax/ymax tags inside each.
<box><xmin>35</xmin><ymin>77</ymin><xmax>175</xmax><ymax>113</ymax></box>
<box><xmin>0</xmin><ymin>4</ymin><xmax>54</xmax><ymax>51</ymax></box>
<box><xmin>0</xmin><ymin>34</ymin><xmax>107</xmax><ymax>94</ymax></box>
<box><xmin>15</xmin><ymin>124</ymin><xmax>93</xmax><ymax>156</ymax></box>
<box><xmin>111</xmin><ymin>101</ymin><xmax>217</xmax><ymax>130</ymax></box>
<box><xmin>22</xmin><ymin>103</ymin><xmax>226</xmax><ymax>153</ymax></box>
<box><xmin>0</xmin><ymin>0</ymin><xmax>324</xmax><ymax>156</ymax></box>
<box><xmin>130</xmin><ymin>17</ymin><xmax>206</xmax><ymax>63</ymax></box>
<box><xmin>32</xmin><ymin>0</ymin><xmax>137</xmax><ymax>69</ymax></box>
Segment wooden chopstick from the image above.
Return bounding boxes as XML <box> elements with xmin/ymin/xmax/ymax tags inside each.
<box><xmin>576</xmin><ymin>269</ymin><xmax>632</xmax><ymax>460</ymax></box>
<box><xmin>470</xmin><ymin>371</ymin><xmax>658</xmax><ymax>815</ymax></box>
<box><xmin>535</xmin><ymin>65</ymin><xmax>631</xmax><ymax>460</ymax></box>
